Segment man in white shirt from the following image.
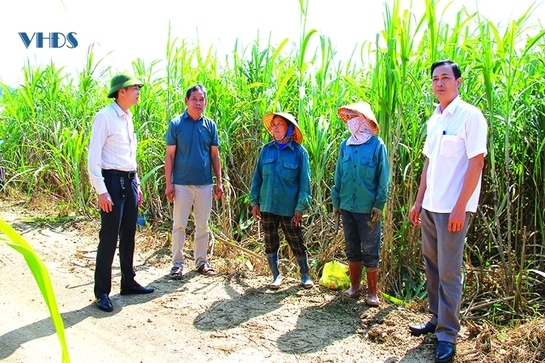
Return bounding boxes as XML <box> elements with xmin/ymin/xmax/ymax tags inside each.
<box><xmin>408</xmin><ymin>60</ymin><xmax>488</xmax><ymax>363</ymax></box>
<box><xmin>88</xmin><ymin>72</ymin><xmax>154</xmax><ymax>312</ymax></box>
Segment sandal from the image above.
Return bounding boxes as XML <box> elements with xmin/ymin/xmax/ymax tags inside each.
<box><xmin>169</xmin><ymin>266</ymin><xmax>183</xmax><ymax>280</ymax></box>
<box><xmin>197</xmin><ymin>263</ymin><xmax>216</xmax><ymax>275</ymax></box>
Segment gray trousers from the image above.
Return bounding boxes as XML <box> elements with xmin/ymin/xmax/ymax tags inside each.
<box><xmin>421</xmin><ymin>209</ymin><xmax>469</xmax><ymax>344</ymax></box>
<box><xmin>172</xmin><ymin>184</ymin><xmax>213</xmax><ymax>269</ymax></box>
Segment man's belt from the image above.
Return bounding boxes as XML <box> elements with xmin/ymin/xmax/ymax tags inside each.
<box><xmin>102</xmin><ymin>169</ymin><xmax>136</xmax><ymax>179</ymax></box>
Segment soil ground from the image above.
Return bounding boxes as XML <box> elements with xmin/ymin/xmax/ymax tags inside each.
<box><xmin>1</xmin><ymin>196</ymin><xmax>472</xmax><ymax>363</ymax></box>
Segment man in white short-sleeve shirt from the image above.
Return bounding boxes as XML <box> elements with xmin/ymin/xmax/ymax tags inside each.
<box><xmin>408</xmin><ymin>60</ymin><xmax>488</xmax><ymax>363</ymax></box>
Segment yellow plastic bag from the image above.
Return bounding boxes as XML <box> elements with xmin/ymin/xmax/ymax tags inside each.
<box><xmin>319</xmin><ymin>260</ymin><xmax>350</xmax><ymax>290</ymax></box>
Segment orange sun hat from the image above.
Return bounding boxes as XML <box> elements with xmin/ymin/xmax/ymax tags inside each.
<box><xmin>262</xmin><ymin>112</ymin><xmax>303</xmax><ymax>144</ymax></box>
<box><xmin>337</xmin><ymin>102</ymin><xmax>380</xmax><ymax>135</ymax></box>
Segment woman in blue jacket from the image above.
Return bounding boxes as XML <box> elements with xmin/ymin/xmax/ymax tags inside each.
<box><xmin>249</xmin><ymin>112</ymin><xmax>313</xmax><ymax>289</ymax></box>
<box><xmin>331</xmin><ymin>102</ymin><xmax>390</xmax><ymax>306</ymax></box>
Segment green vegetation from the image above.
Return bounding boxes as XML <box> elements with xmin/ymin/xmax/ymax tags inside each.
<box><xmin>1</xmin><ymin>0</ymin><xmax>544</xmax><ymax>327</ymax></box>
<box><xmin>0</xmin><ymin>221</ymin><xmax>70</xmax><ymax>362</ymax></box>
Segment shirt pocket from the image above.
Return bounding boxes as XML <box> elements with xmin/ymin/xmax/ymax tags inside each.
<box><xmin>281</xmin><ymin>162</ymin><xmax>298</xmax><ymax>181</ymax></box>
<box><xmin>358</xmin><ymin>158</ymin><xmax>377</xmax><ymax>180</ymax></box>
<box><xmin>440</xmin><ymin>135</ymin><xmax>463</xmax><ymax>158</ymax></box>
<box><xmin>262</xmin><ymin>158</ymin><xmax>274</xmax><ymax>176</ymax></box>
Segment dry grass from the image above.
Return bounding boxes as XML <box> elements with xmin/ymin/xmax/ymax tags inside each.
<box><xmin>459</xmin><ymin>319</ymin><xmax>545</xmax><ymax>363</ymax></box>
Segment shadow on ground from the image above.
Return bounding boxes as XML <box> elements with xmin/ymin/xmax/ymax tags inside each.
<box><xmin>192</xmin><ymin>274</ymin><xmax>302</xmax><ymax>330</ymax></box>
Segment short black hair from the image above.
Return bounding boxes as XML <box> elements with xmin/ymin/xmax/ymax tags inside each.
<box><xmin>431</xmin><ymin>60</ymin><xmax>462</xmax><ymax>79</ymax></box>
<box><xmin>185</xmin><ymin>84</ymin><xmax>207</xmax><ymax>99</ymax></box>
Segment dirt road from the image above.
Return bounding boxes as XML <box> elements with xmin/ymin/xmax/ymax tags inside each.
<box><xmin>0</xmin><ymin>201</ymin><xmax>437</xmax><ymax>363</ymax></box>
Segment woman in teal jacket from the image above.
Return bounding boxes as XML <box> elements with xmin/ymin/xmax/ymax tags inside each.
<box><xmin>331</xmin><ymin>102</ymin><xmax>390</xmax><ymax>306</ymax></box>
<box><xmin>249</xmin><ymin>112</ymin><xmax>313</xmax><ymax>289</ymax></box>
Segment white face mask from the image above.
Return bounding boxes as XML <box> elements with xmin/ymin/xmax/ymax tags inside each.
<box><xmin>346</xmin><ymin>115</ymin><xmax>374</xmax><ymax>145</ymax></box>
<box><xmin>347</xmin><ymin>117</ymin><xmax>362</xmax><ymax>135</ymax></box>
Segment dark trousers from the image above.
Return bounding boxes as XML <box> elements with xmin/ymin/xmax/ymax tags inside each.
<box><xmin>94</xmin><ymin>173</ymin><xmax>138</xmax><ymax>297</ymax></box>
<box><xmin>261</xmin><ymin>212</ymin><xmax>307</xmax><ymax>258</ymax></box>
<box><xmin>342</xmin><ymin>210</ymin><xmax>381</xmax><ymax>267</ymax></box>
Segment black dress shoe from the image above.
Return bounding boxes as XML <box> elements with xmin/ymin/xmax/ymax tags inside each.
<box><xmin>409</xmin><ymin>321</ymin><xmax>437</xmax><ymax>336</ymax></box>
<box><xmin>435</xmin><ymin>341</ymin><xmax>455</xmax><ymax>363</ymax></box>
<box><xmin>96</xmin><ymin>293</ymin><xmax>113</xmax><ymax>312</ymax></box>
<box><xmin>120</xmin><ymin>282</ymin><xmax>154</xmax><ymax>295</ymax></box>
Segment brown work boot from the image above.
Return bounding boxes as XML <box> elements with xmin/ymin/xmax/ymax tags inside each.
<box><xmin>366</xmin><ymin>267</ymin><xmax>379</xmax><ymax>306</ymax></box>
<box><xmin>343</xmin><ymin>261</ymin><xmax>363</xmax><ymax>298</ymax></box>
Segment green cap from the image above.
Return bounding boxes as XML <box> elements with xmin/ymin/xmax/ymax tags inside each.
<box><xmin>108</xmin><ymin>72</ymin><xmax>144</xmax><ymax>98</ymax></box>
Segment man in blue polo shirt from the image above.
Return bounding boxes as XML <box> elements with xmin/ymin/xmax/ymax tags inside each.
<box><xmin>164</xmin><ymin>84</ymin><xmax>223</xmax><ymax>279</ymax></box>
